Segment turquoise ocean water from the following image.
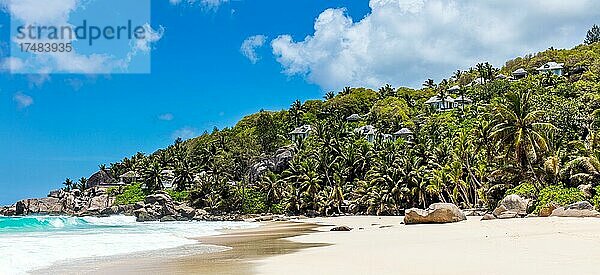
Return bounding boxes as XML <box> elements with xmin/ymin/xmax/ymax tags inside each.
<box><xmin>0</xmin><ymin>215</ymin><xmax>255</xmax><ymax>274</ymax></box>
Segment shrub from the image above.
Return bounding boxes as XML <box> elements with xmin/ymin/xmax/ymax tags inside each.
<box><xmin>114</xmin><ymin>183</ymin><xmax>148</xmax><ymax>205</ymax></box>
<box><xmin>166</xmin><ymin>190</ymin><xmax>189</xmax><ymax>202</ymax></box>
<box><xmin>269</xmin><ymin>203</ymin><xmax>285</xmax><ymax>214</ymax></box>
<box><xmin>506</xmin><ymin>182</ymin><xmax>537</xmax><ymax>199</ymax></box>
<box><xmin>592</xmin><ymin>186</ymin><xmax>600</xmax><ymax>210</ymax></box>
<box><xmin>240</xmin><ymin>188</ymin><xmax>267</xmax><ymax>214</ymax></box>
<box><xmin>534</xmin><ymin>185</ymin><xmax>585</xmax><ymax>213</ymax></box>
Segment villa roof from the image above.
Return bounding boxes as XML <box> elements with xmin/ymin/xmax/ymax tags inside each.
<box><xmin>448</xmin><ymin>85</ymin><xmax>460</xmax><ymax>92</ymax></box>
<box><xmin>454</xmin><ymin>95</ymin><xmax>472</xmax><ymax>103</ymax></box>
<box><xmin>512</xmin><ymin>68</ymin><xmax>527</xmax><ymax>76</ymax></box>
<box><xmin>394</xmin><ymin>128</ymin><xmax>413</xmax><ymax>135</ymax></box>
<box><xmin>119</xmin><ymin>171</ymin><xmax>139</xmax><ymax>178</ymax></box>
<box><xmin>289</xmin><ymin>125</ymin><xmax>312</xmax><ymax>135</ymax></box>
<box><xmin>496</xmin><ymin>74</ymin><xmax>508</xmax><ymax>79</ymax></box>
<box><xmin>346</xmin><ymin>114</ymin><xmax>362</xmax><ymax>121</ymax></box>
<box><xmin>537</xmin><ymin>62</ymin><xmax>564</xmax><ymax>71</ymax></box>
<box><xmin>354</xmin><ymin>125</ymin><xmax>377</xmax><ymax>135</ymax></box>
<box><xmin>425</xmin><ymin>95</ymin><xmax>455</xmax><ymax>104</ymax></box>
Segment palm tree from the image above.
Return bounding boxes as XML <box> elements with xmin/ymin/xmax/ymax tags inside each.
<box><xmin>562</xmin><ymin>129</ymin><xmax>600</xmax><ymax>185</ymax></box>
<box><xmin>484</xmin><ymin>62</ymin><xmax>494</xmax><ymax>82</ymax></box>
<box><xmin>289</xmin><ymin>100</ymin><xmax>304</xmax><ymax>127</ymax></box>
<box><xmin>453</xmin><ymin>70</ymin><xmax>463</xmax><ymax>82</ymax></box>
<box><xmin>77</xmin><ymin>177</ymin><xmax>88</xmax><ymax>191</ymax></box>
<box><xmin>257</xmin><ymin>172</ymin><xmax>284</xmax><ymax>207</ymax></box>
<box><xmin>436</xmin><ymin>85</ymin><xmax>449</xmax><ymax>110</ymax></box>
<box><xmin>341</xmin><ymin>86</ymin><xmax>352</xmax><ymax>95</ymax></box>
<box><xmin>324</xmin><ymin>91</ymin><xmax>335</xmax><ymax>100</ymax></box>
<box><xmin>143</xmin><ymin>162</ymin><xmax>163</xmax><ymax>191</ymax></box>
<box><xmin>173</xmin><ymin>157</ymin><xmax>196</xmax><ymax>191</ymax></box>
<box><xmin>423</xmin><ymin>79</ymin><xmax>436</xmax><ymax>89</ymax></box>
<box><xmin>62</xmin><ymin>178</ymin><xmax>74</xmax><ymax>191</ymax></box>
<box><xmin>377</xmin><ymin>84</ymin><xmax>394</xmax><ymax>99</ymax></box>
<box><xmin>490</xmin><ymin>91</ymin><xmax>556</xmax><ymax>184</ymax></box>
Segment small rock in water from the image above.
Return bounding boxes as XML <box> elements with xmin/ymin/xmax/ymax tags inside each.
<box><xmin>160</xmin><ymin>215</ymin><xmax>177</xmax><ymax>222</ymax></box>
<box><xmin>330</xmin><ymin>226</ymin><xmax>353</xmax><ymax>231</ymax></box>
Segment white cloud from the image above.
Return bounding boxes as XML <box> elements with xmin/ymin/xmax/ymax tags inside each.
<box><xmin>13</xmin><ymin>92</ymin><xmax>33</xmax><ymax>108</ymax></box>
<box><xmin>272</xmin><ymin>0</ymin><xmax>600</xmax><ymax>90</ymax></box>
<box><xmin>2</xmin><ymin>0</ymin><xmax>163</xmax><ymax>75</ymax></box>
<box><xmin>0</xmin><ymin>57</ymin><xmax>24</xmax><ymax>72</ymax></box>
<box><xmin>158</xmin><ymin>113</ymin><xmax>174</xmax><ymax>121</ymax></box>
<box><xmin>126</xmin><ymin>24</ymin><xmax>165</xmax><ymax>64</ymax></box>
<box><xmin>172</xmin><ymin>127</ymin><xmax>198</xmax><ymax>140</ymax></box>
<box><xmin>241</xmin><ymin>35</ymin><xmax>267</xmax><ymax>64</ymax></box>
<box><xmin>6</xmin><ymin>0</ymin><xmax>77</xmax><ymax>25</ymax></box>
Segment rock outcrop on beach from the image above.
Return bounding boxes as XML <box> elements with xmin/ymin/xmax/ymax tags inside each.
<box><xmin>133</xmin><ymin>192</ymin><xmax>205</xmax><ymax>222</ymax></box>
<box><xmin>550</xmin><ymin>201</ymin><xmax>600</xmax><ymax>217</ymax></box>
<box><xmin>539</xmin><ymin>203</ymin><xmax>559</xmax><ymax>217</ymax></box>
<box><xmin>485</xmin><ymin>194</ymin><xmax>530</xmax><ymax>220</ymax></box>
<box><xmin>0</xmin><ymin>187</ymin><xmax>133</xmax><ymax>217</ymax></box>
<box><xmin>404</xmin><ymin>203</ymin><xmax>466</xmax><ymax>224</ymax></box>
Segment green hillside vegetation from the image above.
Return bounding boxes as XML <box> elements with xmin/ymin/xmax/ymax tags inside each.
<box><xmin>69</xmin><ymin>34</ymin><xmax>600</xmax><ymax>216</ymax></box>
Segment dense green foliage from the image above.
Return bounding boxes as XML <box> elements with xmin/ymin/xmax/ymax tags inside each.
<box><xmin>87</xmin><ymin>38</ymin><xmax>600</xmax><ymax>215</ymax></box>
<box><xmin>113</xmin><ymin>183</ymin><xmax>148</xmax><ymax>205</ymax></box>
<box><xmin>506</xmin><ymin>183</ymin><xmax>537</xmax><ymax>199</ymax></box>
<box><xmin>534</xmin><ymin>186</ymin><xmax>586</xmax><ymax>213</ymax></box>
<box><xmin>166</xmin><ymin>190</ymin><xmax>189</xmax><ymax>202</ymax></box>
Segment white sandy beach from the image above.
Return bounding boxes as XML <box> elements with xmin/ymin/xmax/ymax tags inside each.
<box><xmin>255</xmin><ymin>216</ymin><xmax>600</xmax><ymax>275</ymax></box>
<box><xmin>40</xmin><ymin>216</ymin><xmax>600</xmax><ymax>275</ymax></box>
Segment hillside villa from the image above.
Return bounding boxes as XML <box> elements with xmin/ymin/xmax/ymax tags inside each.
<box><xmin>289</xmin><ymin>125</ymin><xmax>312</xmax><ymax>141</ymax></box>
<box><xmin>354</xmin><ymin>125</ymin><xmax>377</xmax><ymax>143</ymax></box>
<box><xmin>512</xmin><ymin>68</ymin><xmax>528</xmax><ymax>80</ymax></box>
<box><xmin>393</xmin><ymin>128</ymin><xmax>414</xmax><ymax>141</ymax></box>
<box><xmin>537</xmin><ymin>61</ymin><xmax>564</xmax><ymax>76</ymax></box>
<box><xmin>346</xmin><ymin>113</ymin><xmax>362</xmax><ymax>122</ymax></box>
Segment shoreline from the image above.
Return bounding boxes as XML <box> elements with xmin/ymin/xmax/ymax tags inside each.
<box><xmin>34</xmin><ymin>215</ymin><xmax>600</xmax><ymax>274</ymax></box>
<box><xmin>35</xmin><ymin>220</ymin><xmax>325</xmax><ymax>274</ymax></box>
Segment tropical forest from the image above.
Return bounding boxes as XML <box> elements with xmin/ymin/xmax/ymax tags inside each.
<box><xmin>65</xmin><ymin>26</ymin><xmax>600</xmax><ymax>217</ymax></box>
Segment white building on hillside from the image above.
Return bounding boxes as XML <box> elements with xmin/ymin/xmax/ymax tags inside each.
<box><xmin>425</xmin><ymin>96</ymin><xmax>455</xmax><ymax>111</ymax></box>
<box><xmin>354</xmin><ymin>125</ymin><xmax>377</xmax><ymax>143</ymax></box>
<box><xmin>289</xmin><ymin>125</ymin><xmax>312</xmax><ymax>141</ymax></box>
<box><xmin>537</xmin><ymin>62</ymin><xmax>564</xmax><ymax>76</ymax></box>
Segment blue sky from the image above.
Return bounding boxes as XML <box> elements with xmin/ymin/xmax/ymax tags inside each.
<box><xmin>1</xmin><ymin>0</ymin><xmax>599</xmax><ymax>204</ymax></box>
<box><xmin>0</xmin><ymin>0</ymin><xmax>372</xmax><ymax>204</ymax></box>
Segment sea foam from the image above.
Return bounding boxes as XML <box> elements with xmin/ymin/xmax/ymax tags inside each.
<box><xmin>0</xmin><ymin>215</ymin><xmax>256</xmax><ymax>274</ymax></box>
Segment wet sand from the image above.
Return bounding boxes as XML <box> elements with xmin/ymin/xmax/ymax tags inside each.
<box><xmin>36</xmin><ymin>221</ymin><xmax>326</xmax><ymax>274</ymax></box>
